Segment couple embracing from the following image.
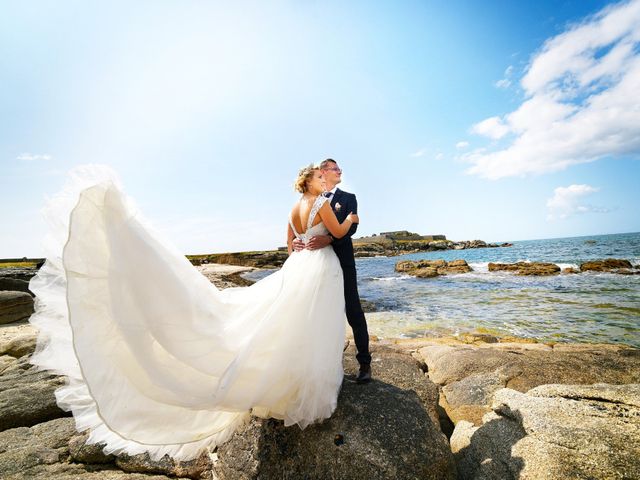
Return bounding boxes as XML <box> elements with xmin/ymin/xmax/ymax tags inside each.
<box><xmin>288</xmin><ymin>158</ymin><xmax>372</xmax><ymax>384</ymax></box>
<box><xmin>28</xmin><ymin>158</ymin><xmax>373</xmax><ymax>461</ymax></box>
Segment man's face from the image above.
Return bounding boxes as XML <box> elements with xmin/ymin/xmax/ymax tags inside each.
<box><xmin>322</xmin><ymin>162</ymin><xmax>342</xmax><ymax>186</ymax></box>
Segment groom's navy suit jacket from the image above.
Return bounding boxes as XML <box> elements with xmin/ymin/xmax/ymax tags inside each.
<box><xmin>330</xmin><ymin>188</ymin><xmax>358</xmax><ymax>266</ymax></box>
<box><xmin>329</xmin><ymin>188</ymin><xmax>370</xmax><ymax>365</ymax></box>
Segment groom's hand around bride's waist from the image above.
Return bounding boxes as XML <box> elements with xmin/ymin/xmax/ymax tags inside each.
<box><xmin>292</xmin><ymin>235</ymin><xmax>333</xmax><ymax>251</ymax></box>
<box><xmin>306</xmin><ymin>235</ymin><xmax>333</xmax><ymax>250</ymax></box>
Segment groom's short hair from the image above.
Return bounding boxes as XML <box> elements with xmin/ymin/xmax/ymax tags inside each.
<box><xmin>319</xmin><ymin>158</ymin><xmax>337</xmax><ymax>170</ymax></box>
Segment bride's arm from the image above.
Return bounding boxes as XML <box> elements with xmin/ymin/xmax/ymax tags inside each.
<box><xmin>318</xmin><ymin>202</ymin><xmax>359</xmax><ymax>239</ymax></box>
<box><xmin>287</xmin><ymin>223</ymin><xmax>295</xmax><ymax>255</ymax></box>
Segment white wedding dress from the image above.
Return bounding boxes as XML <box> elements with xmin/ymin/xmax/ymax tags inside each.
<box><xmin>28</xmin><ymin>165</ymin><xmax>346</xmax><ymax>461</ymax></box>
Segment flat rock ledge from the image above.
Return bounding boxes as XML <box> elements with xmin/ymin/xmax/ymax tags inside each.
<box><xmin>413</xmin><ymin>341</ymin><xmax>640</xmax><ymax>426</ymax></box>
<box><xmin>451</xmin><ymin>383</ymin><xmax>640</xmax><ymax>479</ymax></box>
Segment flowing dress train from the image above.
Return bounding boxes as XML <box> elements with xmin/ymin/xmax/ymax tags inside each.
<box><xmin>28</xmin><ymin>165</ymin><xmax>346</xmax><ymax>460</ymax></box>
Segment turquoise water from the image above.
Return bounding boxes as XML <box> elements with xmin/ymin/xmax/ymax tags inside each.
<box><xmin>248</xmin><ymin>232</ymin><xmax>640</xmax><ymax>347</ymax></box>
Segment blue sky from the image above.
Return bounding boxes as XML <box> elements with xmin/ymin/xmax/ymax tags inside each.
<box><xmin>2</xmin><ymin>0</ymin><xmax>639</xmax><ymax>257</ymax></box>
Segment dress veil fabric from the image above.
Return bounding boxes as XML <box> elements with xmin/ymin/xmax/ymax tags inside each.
<box><xmin>28</xmin><ymin>165</ymin><xmax>346</xmax><ymax>460</ymax></box>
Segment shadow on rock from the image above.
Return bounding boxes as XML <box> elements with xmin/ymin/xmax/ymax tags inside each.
<box><xmin>451</xmin><ymin>414</ymin><xmax>526</xmax><ymax>480</ymax></box>
<box><xmin>214</xmin><ymin>376</ymin><xmax>457</xmax><ymax>480</ymax></box>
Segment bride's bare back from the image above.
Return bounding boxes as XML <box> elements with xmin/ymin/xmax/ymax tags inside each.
<box><xmin>290</xmin><ymin>195</ymin><xmax>324</xmax><ymax>235</ymax></box>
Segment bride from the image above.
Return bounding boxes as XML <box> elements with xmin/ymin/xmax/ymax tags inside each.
<box><xmin>28</xmin><ymin>164</ymin><xmax>358</xmax><ymax>461</ymax></box>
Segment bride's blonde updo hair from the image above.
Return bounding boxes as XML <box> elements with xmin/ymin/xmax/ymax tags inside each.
<box><xmin>294</xmin><ymin>164</ymin><xmax>318</xmax><ymax>193</ymax></box>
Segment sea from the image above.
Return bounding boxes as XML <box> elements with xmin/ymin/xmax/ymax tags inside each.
<box><xmin>245</xmin><ymin>232</ymin><xmax>640</xmax><ymax>347</ymax></box>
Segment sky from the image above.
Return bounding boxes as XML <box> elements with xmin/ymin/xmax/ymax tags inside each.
<box><xmin>2</xmin><ymin>0</ymin><xmax>639</xmax><ymax>257</ymax></box>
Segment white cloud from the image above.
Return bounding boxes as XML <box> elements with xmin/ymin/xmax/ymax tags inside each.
<box><xmin>455</xmin><ymin>141</ymin><xmax>469</xmax><ymax>149</ymax></box>
<box><xmin>465</xmin><ymin>0</ymin><xmax>640</xmax><ymax>180</ymax></box>
<box><xmin>494</xmin><ymin>65</ymin><xmax>514</xmax><ymax>89</ymax></box>
<box><xmin>470</xmin><ymin>116</ymin><xmax>510</xmax><ymax>140</ymax></box>
<box><xmin>546</xmin><ymin>184</ymin><xmax>609</xmax><ymax>220</ymax></box>
<box><xmin>434</xmin><ymin>152</ymin><xmax>444</xmax><ymax>160</ymax></box>
<box><xmin>410</xmin><ymin>148</ymin><xmax>427</xmax><ymax>157</ymax></box>
<box><xmin>17</xmin><ymin>153</ymin><xmax>53</xmax><ymax>161</ymax></box>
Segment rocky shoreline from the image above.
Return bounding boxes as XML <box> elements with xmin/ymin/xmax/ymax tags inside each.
<box><xmin>0</xmin><ymin>264</ymin><xmax>638</xmax><ymax>479</ymax></box>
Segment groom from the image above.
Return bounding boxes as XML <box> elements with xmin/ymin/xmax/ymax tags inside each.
<box><xmin>293</xmin><ymin>158</ymin><xmax>372</xmax><ymax>383</ymax></box>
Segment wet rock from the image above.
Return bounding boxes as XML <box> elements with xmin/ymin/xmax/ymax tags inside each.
<box><xmin>214</xmin><ymin>349</ymin><xmax>455</xmax><ymax>480</ymax></box>
<box><xmin>452</xmin><ymin>383</ymin><xmax>640</xmax><ymax>479</ymax></box>
<box><xmin>395</xmin><ymin>259</ymin><xmax>472</xmax><ymax>277</ymax></box>
<box><xmin>562</xmin><ymin>267</ymin><xmax>579</xmax><ymax>274</ymax></box>
<box><xmin>488</xmin><ymin>261</ymin><xmax>560</xmax><ymax>275</ymax></box>
<box><xmin>580</xmin><ymin>258</ymin><xmax>632</xmax><ymax>272</ymax></box>
<box><xmin>0</xmin><ymin>292</ymin><xmax>34</xmax><ymax>324</ymax></box>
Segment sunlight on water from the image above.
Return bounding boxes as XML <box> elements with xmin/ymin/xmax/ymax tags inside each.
<box><xmin>356</xmin><ymin>232</ymin><xmax>640</xmax><ymax>346</ymax></box>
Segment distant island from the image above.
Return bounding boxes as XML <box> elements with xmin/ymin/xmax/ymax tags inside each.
<box><xmin>186</xmin><ymin>231</ymin><xmax>513</xmax><ymax>269</ymax></box>
<box><xmin>351</xmin><ymin>230</ymin><xmax>512</xmax><ymax>257</ymax></box>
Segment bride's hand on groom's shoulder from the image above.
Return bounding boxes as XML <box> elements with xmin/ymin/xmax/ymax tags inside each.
<box><xmin>347</xmin><ymin>213</ymin><xmax>359</xmax><ymax>224</ymax></box>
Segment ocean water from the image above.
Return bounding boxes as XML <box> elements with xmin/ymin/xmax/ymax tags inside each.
<box><xmin>246</xmin><ymin>232</ymin><xmax>640</xmax><ymax>347</ymax></box>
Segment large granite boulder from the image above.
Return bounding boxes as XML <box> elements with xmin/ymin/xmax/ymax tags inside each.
<box><xmin>451</xmin><ymin>383</ymin><xmax>640</xmax><ymax>479</ymax></box>
<box><xmin>0</xmin><ymin>291</ymin><xmax>34</xmax><ymax>324</ymax></box>
<box><xmin>213</xmin><ymin>348</ymin><xmax>456</xmax><ymax>480</ymax></box>
<box><xmin>0</xmin><ymin>355</ymin><xmax>68</xmax><ymax>430</ymax></box>
<box><xmin>488</xmin><ymin>262</ymin><xmax>560</xmax><ymax>275</ymax></box>
<box><xmin>416</xmin><ymin>342</ymin><xmax>640</xmax><ymax>426</ymax></box>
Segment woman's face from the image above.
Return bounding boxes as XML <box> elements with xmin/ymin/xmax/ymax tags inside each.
<box><xmin>307</xmin><ymin>169</ymin><xmax>326</xmax><ymax>195</ymax></box>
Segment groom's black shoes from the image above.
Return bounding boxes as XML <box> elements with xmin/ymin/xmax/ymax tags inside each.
<box><xmin>356</xmin><ymin>363</ymin><xmax>371</xmax><ymax>384</ymax></box>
